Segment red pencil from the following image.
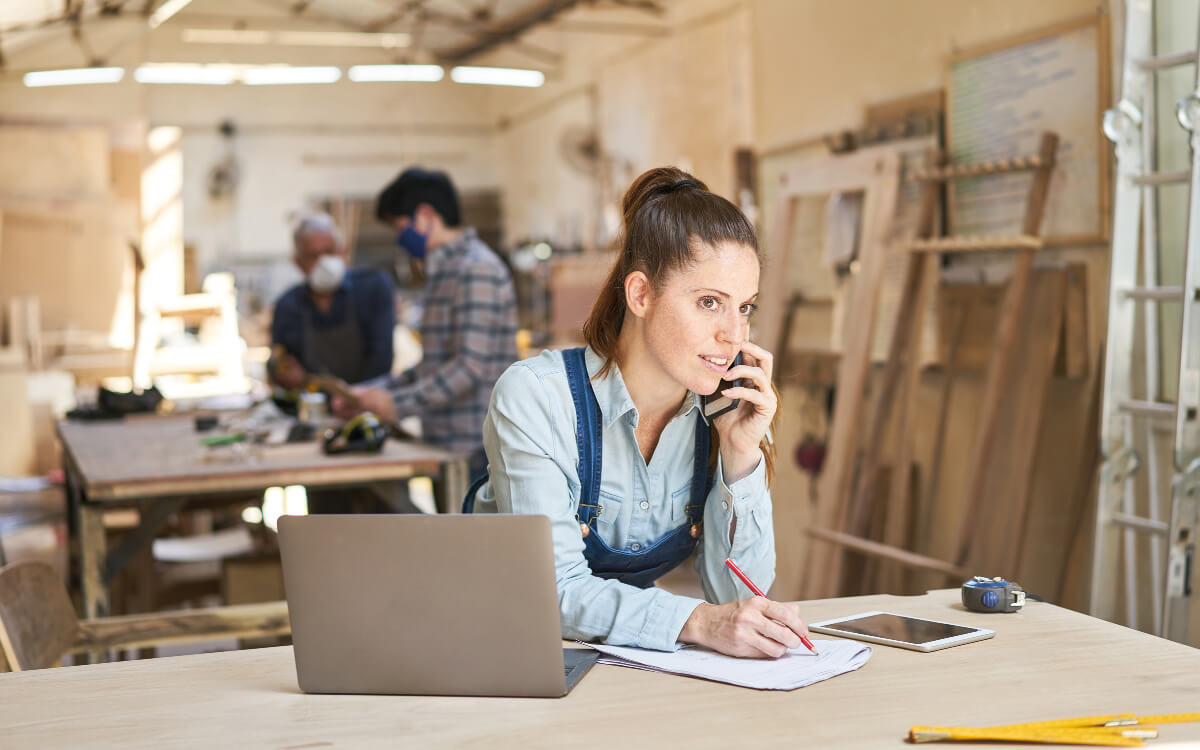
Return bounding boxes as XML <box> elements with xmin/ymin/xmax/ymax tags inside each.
<box><xmin>724</xmin><ymin>557</ymin><xmax>819</xmax><ymax>655</ymax></box>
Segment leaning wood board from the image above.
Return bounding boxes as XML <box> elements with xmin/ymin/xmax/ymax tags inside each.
<box><xmin>759</xmin><ymin>147</ymin><xmax>901</xmax><ymax>600</ymax></box>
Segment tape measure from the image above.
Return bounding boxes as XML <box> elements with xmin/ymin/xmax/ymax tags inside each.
<box><xmin>961</xmin><ymin>576</ymin><xmax>1025</xmax><ymax>613</ymax></box>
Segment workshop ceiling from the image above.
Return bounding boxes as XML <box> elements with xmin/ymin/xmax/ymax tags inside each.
<box><xmin>0</xmin><ymin>0</ymin><xmax>672</xmax><ymax>69</ymax></box>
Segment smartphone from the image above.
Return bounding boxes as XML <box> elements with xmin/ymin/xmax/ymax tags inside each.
<box><xmin>703</xmin><ymin>352</ymin><xmax>743</xmax><ymax>420</ymax></box>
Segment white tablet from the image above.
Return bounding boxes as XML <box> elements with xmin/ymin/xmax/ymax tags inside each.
<box><xmin>808</xmin><ymin>611</ymin><xmax>995</xmax><ymax>652</ymax></box>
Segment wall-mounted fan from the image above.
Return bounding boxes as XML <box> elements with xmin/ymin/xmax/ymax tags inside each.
<box><xmin>559</xmin><ymin>125</ymin><xmax>603</xmax><ymax>177</ymax></box>
<box><xmin>206</xmin><ymin>119</ymin><xmax>240</xmax><ymax>200</ymax></box>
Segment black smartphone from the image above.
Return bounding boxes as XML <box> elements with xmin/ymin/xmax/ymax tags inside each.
<box><xmin>703</xmin><ymin>352</ymin><xmax>743</xmax><ymax>420</ymax></box>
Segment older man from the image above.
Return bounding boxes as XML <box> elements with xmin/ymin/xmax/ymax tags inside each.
<box><xmin>270</xmin><ymin>213</ymin><xmax>395</xmax><ymax>388</ymax></box>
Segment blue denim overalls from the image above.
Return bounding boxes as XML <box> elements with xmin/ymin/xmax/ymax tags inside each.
<box><xmin>463</xmin><ymin>347</ymin><xmax>712</xmax><ymax>589</ymax></box>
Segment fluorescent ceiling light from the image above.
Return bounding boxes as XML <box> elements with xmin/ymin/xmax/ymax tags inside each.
<box><xmin>182</xmin><ymin>28</ymin><xmax>271</xmax><ymax>44</ymax></box>
<box><xmin>182</xmin><ymin>28</ymin><xmax>409</xmax><ymax>48</ymax></box>
<box><xmin>134</xmin><ymin>63</ymin><xmax>237</xmax><ymax>85</ymax></box>
<box><xmin>148</xmin><ymin>0</ymin><xmax>193</xmax><ymax>29</ymax></box>
<box><xmin>348</xmin><ymin>64</ymin><xmax>443</xmax><ymax>82</ymax></box>
<box><xmin>276</xmin><ymin>31</ymin><xmax>409</xmax><ymax>48</ymax></box>
<box><xmin>24</xmin><ymin>67</ymin><xmax>124</xmax><ymax>87</ymax></box>
<box><xmin>450</xmin><ymin>66</ymin><xmax>544</xmax><ymax>88</ymax></box>
<box><xmin>241</xmin><ymin>65</ymin><xmax>340</xmax><ymax>85</ymax></box>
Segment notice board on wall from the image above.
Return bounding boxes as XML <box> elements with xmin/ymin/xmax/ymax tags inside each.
<box><xmin>948</xmin><ymin>13</ymin><xmax>1110</xmax><ymax>245</ymax></box>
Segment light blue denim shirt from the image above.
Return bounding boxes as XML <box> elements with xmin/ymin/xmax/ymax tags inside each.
<box><xmin>472</xmin><ymin>347</ymin><xmax>776</xmax><ymax>652</ymax></box>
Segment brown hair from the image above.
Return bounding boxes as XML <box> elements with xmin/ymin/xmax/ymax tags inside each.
<box><xmin>581</xmin><ymin>166</ymin><xmax>778</xmax><ymax>485</ymax></box>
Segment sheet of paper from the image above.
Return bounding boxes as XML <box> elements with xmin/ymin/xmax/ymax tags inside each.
<box><xmin>584</xmin><ymin>639</ymin><xmax>871</xmax><ymax>691</ymax></box>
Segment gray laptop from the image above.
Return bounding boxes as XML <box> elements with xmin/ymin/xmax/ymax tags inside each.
<box><xmin>278</xmin><ymin>513</ymin><xmax>598</xmax><ymax>698</ymax></box>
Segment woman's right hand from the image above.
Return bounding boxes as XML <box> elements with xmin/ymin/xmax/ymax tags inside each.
<box><xmin>678</xmin><ymin>597</ymin><xmax>811</xmax><ymax>658</ymax></box>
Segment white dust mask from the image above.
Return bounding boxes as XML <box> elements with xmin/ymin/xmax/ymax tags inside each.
<box><xmin>307</xmin><ymin>255</ymin><xmax>346</xmax><ymax>293</ymax></box>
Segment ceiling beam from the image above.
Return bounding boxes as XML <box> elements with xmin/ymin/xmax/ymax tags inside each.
<box><xmin>439</xmin><ymin>0</ymin><xmax>579</xmax><ymax>64</ymax></box>
<box><xmin>362</xmin><ymin>1</ymin><xmax>427</xmax><ymax>33</ymax></box>
<box><xmin>549</xmin><ymin>20</ymin><xmax>665</xmax><ymax>37</ymax></box>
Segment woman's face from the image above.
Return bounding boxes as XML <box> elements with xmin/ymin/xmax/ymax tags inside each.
<box><xmin>641</xmin><ymin>240</ymin><xmax>760</xmax><ymax>396</ymax></box>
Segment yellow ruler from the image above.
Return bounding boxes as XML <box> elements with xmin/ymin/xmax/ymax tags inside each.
<box><xmin>1137</xmin><ymin>713</ymin><xmax>1200</xmax><ymax>725</ymax></box>
<box><xmin>909</xmin><ymin>711</ymin><xmax>1200</xmax><ymax>746</ymax></box>
<box><xmin>909</xmin><ymin>725</ymin><xmax>1147</xmax><ymax>747</ymax></box>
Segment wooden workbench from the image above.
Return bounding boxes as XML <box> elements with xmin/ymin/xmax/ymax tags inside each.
<box><xmin>1</xmin><ymin>588</ymin><xmax>1197</xmax><ymax>748</ymax></box>
<box><xmin>57</xmin><ymin>416</ymin><xmax>469</xmax><ymax>619</ymax></box>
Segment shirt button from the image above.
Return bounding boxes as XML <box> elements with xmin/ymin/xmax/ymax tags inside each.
<box><xmin>639</xmin><ymin>500</ymin><xmax>649</xmax><ymax>510</ymax></box>
<box><xmin>630</xmin><ymin>542</ymin><xmax>641</xmax><ymax>552</ymax></box>
<box><xmin>721</xmin><ymin>500</ymin><xmax>729</xmax><ymax>511</ymax></box>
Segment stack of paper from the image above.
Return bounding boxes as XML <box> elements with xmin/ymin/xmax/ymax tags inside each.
<box><xmin>584</xmin><ymin>639</ymin><xmax>871</xmax><ymax>690</ymax></box>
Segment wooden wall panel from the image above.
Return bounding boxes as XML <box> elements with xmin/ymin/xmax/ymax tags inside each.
<box><xmin>0</xmin><ymin>125</ymin><xmax>111</xmax><ymax>200</ymax></box>
<box><xmin>0</xmin><ymin>200</ymin><xmax>137</xmax><ymax>339</ymax></box>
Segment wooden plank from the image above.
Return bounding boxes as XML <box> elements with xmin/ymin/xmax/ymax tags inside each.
<box><xmin>908</xmin><ymin>235</ymin><xmax>1043</xmax><ymax>252</ymax></box>
<box><xmin>72</xmin><ymin>601</ymin><xmax>290</xmax><ymax>653</ymax></box>
<box><xmin>0</xmin><ymin>562</ymin><xmax>79</xmax><ymax>671</ymax></box>
<box><xmin>875</xmin><ymin>463</ymin><xmax>920</xmax><ymax>593</ymax></box>
<box><xmin>951</xmin><ymin>133</ymin><xmax>1059</xmax><ymax>572</ymax></box>
<box><xmin>835</xmin><ymin>148</ymin><xmax>942</xmax><ymax>595</ymax></box>
<box><xmin>841</xmin><ymin>151</ymin><xmax>943</xmax><ymax>575</ymax></box>
<box><xmin>760</xmin><ymin>146</ymin><xmax>902</xmax><ymax>354</ymax></box>
<box><xmin>78</xmin><ymin>504</ymin><xmax>109</xmax><ymax>620</ymax></box>
<box><xmin>793</xmin><ymin>149</ymin><xmax>902</xmax><ymax>599</ymax></box>
<box><xmin>936</xmin><ymin>266</ymin><xmax>1084</xmax><ymax>377</ymax></box>
<box><xmin>109</xmin><ymin>147</ymin><xmax>143</xmax><ymax>207</ymax></box>
<box><xmin>806</xmin><ymin>527</ymin><xmax>970</xmax><ymax>579</ymax></box>
<box><xmin>1056</xmin><ymin>346</ymin><xmax>1104</xmax><ymax>604</ymax></box>
<box><xmin>221</xmin><ymin>556</ymin><xmax>285</xmax><ymax>606</ymax></box>
<box><xmin>841</xmin><ymin>464</ymin><xmax>892</xmax><ymax>594</ymax></box>
<box><xmin>21</xmin><ymin>297</ymin><xmax>42</xmax><ymax>371</ymax></box>
<box><xmin>1060</xmin><ymin>264</ymin><xmax>1089</xmax><ymax>378</ymax></box>
<box><xmin>4</xmin><ymin>297</ymin><xmax>27</xmax><ymax>365</ymax></box>
<box><xmin>958</xmin><ymin>269</ymin><xmax>1068</xmax><ymax>576</ymax></box>
<box><xmin>0</xmin><ymin>199</ymin><xmax>137</xmax><ymax>340</ymax></box>
<box><xmin>0</xmin><ymin>370</ymin><xmax>36</xmax><ymax>477</ymax></box>
<box><xmin>871</xmin><ymin>285</ymin><xmax>929</xmax><ymax>593</ymax></box>
<box><xmin>547</xmin><ymin>252</ymin><xmax>619</xmax><ymax>345</ymax></box>
<box><xmin>0</xmin><ymin>123</ymin><xmax>111</xmax><ymax>200</ymax></box>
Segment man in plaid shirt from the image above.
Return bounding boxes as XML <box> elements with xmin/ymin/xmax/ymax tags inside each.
<box><xmin>343</xmin><ymin>168</ymin><xmax>517</xmax><ymax>477</ymax></box>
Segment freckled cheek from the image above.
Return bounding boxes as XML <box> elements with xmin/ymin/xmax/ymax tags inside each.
<box><xmin>650</xmin><ymin>306</ymin><xmax>697</xmax><ymax>361</ymax></box>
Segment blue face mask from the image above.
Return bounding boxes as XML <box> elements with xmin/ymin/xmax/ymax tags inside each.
<box><xmin>396</xmin><ymin>220</ymin><xmax>427</xmax><ymax>260</ymax></box>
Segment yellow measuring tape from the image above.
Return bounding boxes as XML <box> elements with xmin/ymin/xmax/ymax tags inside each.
<box><xmin>909</xmin><ymin>712</ymin><xmax>1200</xmax><ymax>747</ymax></box>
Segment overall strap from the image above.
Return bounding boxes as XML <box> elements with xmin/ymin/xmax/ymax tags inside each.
<box><xmin>686</xmin><ymin>413</ymin><xmax>713</xmax><ymax>527</ymax></box>
<box><xmin>563</xmin><ymin>348</ymin><xmax>603</xmax><ymax>527</ymax></box>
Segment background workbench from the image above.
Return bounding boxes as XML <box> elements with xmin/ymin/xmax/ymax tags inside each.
<box><xmin>57</xmin><ymin>416</ymin><xmax>469</xmax><ymax>619</ymax></box>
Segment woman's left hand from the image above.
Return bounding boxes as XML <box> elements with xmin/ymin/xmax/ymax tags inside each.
<box><xmin>712</xmin><ymin>340</ymin><xmax>776</xmax><ymax>483</ymax></box>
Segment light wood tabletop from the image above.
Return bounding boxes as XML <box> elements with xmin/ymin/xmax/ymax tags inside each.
<box><xmin>2</xmin><ymin>588</ymin><xmax>1198</xmax><ymax>749</ymax></box>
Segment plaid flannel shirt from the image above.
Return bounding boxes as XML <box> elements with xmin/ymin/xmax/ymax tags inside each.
<box><xmin>390</xmin><ymin>228</ymin><xmax>518</xmax><ymax>457</ymax></box>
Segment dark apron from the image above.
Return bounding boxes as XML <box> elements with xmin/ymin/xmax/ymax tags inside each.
<box><xmin>463</xmin><ymin>347</ymin><xmax>712</xmax><ymax>589</ymax></box>
<box><xmin>301</xmin><ymin>286</ymin><xmax>366</xmax><ymax>384</ymax></box>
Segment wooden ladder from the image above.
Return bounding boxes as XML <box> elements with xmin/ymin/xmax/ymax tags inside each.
<box><xmin>802</xmin><ymin>131</ymin><xmax>1061</xmax><ymax>599</ymax></box>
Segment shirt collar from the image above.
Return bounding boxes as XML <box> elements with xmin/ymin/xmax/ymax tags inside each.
<box><xmin>583</xmin><ymin>346</ymin><xmax>704</xmax><ymax>429</ymax></box>
<box><xmin>429</xmin><ymin>227</ymin><xmax>477</xmax><ymax>260</ymax></box>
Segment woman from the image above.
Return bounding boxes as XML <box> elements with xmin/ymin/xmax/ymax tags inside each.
<box><xmin>468</xmin><ymin>167</ymin><xmax>810</xmax><ymax>657</ymax></box>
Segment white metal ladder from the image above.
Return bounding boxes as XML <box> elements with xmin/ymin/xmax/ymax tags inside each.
<box><xmin>1091</xmin><ymin>0</ymin><xmax>1200</xmax><ymax>643</ymax></box>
